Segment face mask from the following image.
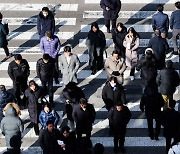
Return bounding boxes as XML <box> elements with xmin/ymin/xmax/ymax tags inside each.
<box><xmin>110</xmin><ymin>83</ymin><xmax>116</xmax><ymax>87</ymax></box>
<box><xmin>43</xmin><ymin>13</ymin><xmax>48</xmax><ymax>17</ymax></box>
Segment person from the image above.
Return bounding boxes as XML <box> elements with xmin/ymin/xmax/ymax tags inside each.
<box><xmin>0</xmin><ymin>85</ymin><xmax>15</xmax><ymax>122</ymax></box>
<box><xmin>108</xmin><ymin>103</ymin><xmax>132</xmax><ymax>153</ymax></box>
<box><xmin>136</xmin><ymin>48</ymin><xmax>157</xmax><ymax>87</ymax></box>
<box><xmin>36</xmin><ymin>54</ymin><xmax>58</xmax><ymax>104</ymax></box>
<box><xmin>38</xmin><ymin>120</ymin><xmax>64</xmax><ymax>154</ymax></box>
<box><xmin>8</xmin><ymin>54</ymin><xmax>30</xmax><ymax>107</ymax></box>
<box><xmin>60</xmin><ymin>126</ymin><xmax>77</xmax><ymax>154</ymax></box>
<box><xmin>37</xmin><ymin>7</ymin><xmax>55</xmax><ymax>39</ymax></box>
<box><xmin>102</xmin><ymin>76</ymin><xmax>127</xmax><ymax>111</ymax></box>
<box><xmin>104</xmin><ymin>50</ymin><xmax>126</xmax><ymax>85</ymax></box>
<box><xmin>100</xmin><ymin>0</ymin><xmax>121</xmax><ymax>33</ymax></box>
<box><xmin>60</xmin><ymin>82</ymin><xmax>85</xmax><ymax>131</ymax></box>
<box><xmin>1</xmin><ymin>103</ymin><xmax>24</xmax><ymax>154</ymax></box>
<box><xmin>140</xmin><ymin>85</ymin><xmax>164</xmax><ymax>140</ymax></box>
<box><xmin>111</xmin><ymin>22</ymin><xmax>127</xmax><ymax>59</ymax></box>
<box><xmin>148</xmin><ymin>30</ymin><xmax>169</xmax><ymax>70</ymax></box>
<box><xmin>160</xmin><ymin>100</ymin><xmax>180</xmax><ymax>153</ymax></box>
<box><xmin>0</xmin><ymin>12</ymin><xmax>12</xmax><ymax>59</ymax></box>
<box><xmin>40</xmin><ymin>30</ymin><xmax>61</xmax><ymax>74</ymax></box>
<box><xmin>156</xmin><ymin>60</ymin><xmax>180</xmax><ymax>110</ymax></box>
<box><xmin>72</xmin><ymin>98</ymin><xmax>96</xmax><ymax>143</ymax></box>
<box><xmin>94</xmin><ymin>143</ymin><xmax>105</xmax><ymax>154</ymax></box>
<box><xmin>59</xmin><ymin>46</ymin><xmax>80</xmax><ymax>86</ymax></box>
<box><xmin>152</xmin><ymin>4</ymin><xmax>169</xmax><ymax>38</ymax></box>
<box><xmin>168</xmin><ymin>138</ymin><xmax>180</xmax><ymax>154</ymax></box>
<box><xmin>86</xmin><ymin>22</ymin><xmax>106</xmax><ymax>75</ymax></box>
<box><xmin>170</xmin><ymin>1</ymin><xmax>180</xmax><ymax>55</ymax></box>
<box><xmin>25</xmin><ymin>80</ymin><xmax>44</xmax><ymax>135</ymax></box>
<box><xmin>39</xmin><ymin>104</ymin><xmax>60</xmax><ymax>129</ymax></box>
<box><xmin>123</xmin><ymin>27</ymin><xmax>140</xmax><ymax>81</ymax></box>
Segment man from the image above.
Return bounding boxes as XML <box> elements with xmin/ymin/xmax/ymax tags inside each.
<box><xmin>170</xmin><ymin>1</ymin><xmax>180</xmax><ymax>55</ymax></box>
<box><xmin>104</xmin><ymin>50</ymin><xmax>126</xmax><ymax>85</ymax></box>
<box><xmin>148</xmin><ymin>30</ymin><xmax>169</xmax><ymax>69</ymax></box>
<box><xmin>152</xmin><ymin>4</ymin><xmax>169</xmax><ymax>38</ymax></box>
<box><xmin>8</xmin><ymin>54</ymin><xmax>30</xmax><ymax>107</ymax></box>
<box><xmin>100</xmin><ymin>0</ymin><xmax>121</xmax><ymax>33</ymax></box>
<box><xmin>37</xmin><ymin>7</ymin><xmax>55</xmax><ymax>39</ymax></box>
<box><xmin>160</xmin><ymin>100</ymin><xmax>180</xmax><ymax>153</ymax></box>
<box><xmin>39</xmin><ymin>120</ymin><xmax>63</xmax><ymax>154</ymax></box>
<box><xmin>59</xmin><ymin>46</ymin><xmax>80</xmax><ymax>86</ymax></box>
<box><xmin>72</xmin><ymin>98</ymin><xmax>96</xmax><ymax>143</ymax></box>
<box><xmin>36</xmin><ymin>54</ymin><xmax>58</xmax><ymax>104</ymax></box>
<box><xmin>156</xmin><ymin>60</ymin><xmax>179</xmax><ymax>110</ymax></box>
<box><xmin>108</xmin><ymin>103</ymin><xmax>132</xmax><ymax>153</ymax></box>
<box><xmin>102</xmin><ymin>76</ymin><xmax>127</xmax><ymax>111</ymax></box>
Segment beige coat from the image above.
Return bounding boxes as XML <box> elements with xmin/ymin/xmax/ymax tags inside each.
<box><xmin>104</xmin><ymin>56</ymin><xmax>126</xmax><ymax>84</ymax></box>
<box><xmin>123</xmin><ymin>34</ymin><xmax>140</xmax><ymax>68</ymax></box>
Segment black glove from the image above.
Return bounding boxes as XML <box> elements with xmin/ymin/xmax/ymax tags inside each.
<box><xmin>112</xmin><ymin>71</ymin><xmax>120</xmax><ymax>76</ymax></box>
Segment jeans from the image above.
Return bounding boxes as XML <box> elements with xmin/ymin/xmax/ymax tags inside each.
<box><xmin>172</xmin><ymin>29</ymin><xmax>180</xmax><ymax>52</ymax></box>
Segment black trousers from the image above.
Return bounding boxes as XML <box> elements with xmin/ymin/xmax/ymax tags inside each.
<box><xmin>104</xmin><ymin>19</ymin><xmax>117</xmax><ymax>29</ymax></box>
<box><xmin>76</xmin><ymin>130</ymin><xmax>91</xmax><ymax>143</ymax></box>
<box><xmin>165</xmin><ymin>137</ymin><xmax>179</xmax><ymax>153</ymax></box>
<box><xmin>2</xmin><ymin>45</ymin><xmax>9</xmax><ymax>56</ymax></box>
<box><xmin>147</xmin><ymin>116</ymin><xmax>160</xmax><ymax>138</ymax></box>
<box><xmin>114</xmin><ymin>127</ymin><xmax>126</xmax><ymax>149</ymax></box>
<box><xmin>32</xmin><ymin>122</ymin><xmax>39</xmax><ymax>135</ymax></box>
<box><xmin>130</xmin><ymin>68</ymin><xmax>135</xmax><ymax>76</ymax></box>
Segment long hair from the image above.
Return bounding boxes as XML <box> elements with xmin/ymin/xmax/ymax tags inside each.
<box><xmin>3</xmin><ymin>102</ymin><xmax>21</xmax><ymax>116</ymax></box>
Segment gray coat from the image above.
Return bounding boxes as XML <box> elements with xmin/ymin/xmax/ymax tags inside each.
<box><xmin>59</xmin><ymin>53</ymin><xmax>80</xmax><ymax>85</ymax></box>
<box><xmin>1</xmin><ymin>106</ymin><xmax>24</xmax><ymax>149</ymax></box>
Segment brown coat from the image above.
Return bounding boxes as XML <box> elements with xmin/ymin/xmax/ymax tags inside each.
<box><xmin>123</xmin><ymin>34</ymin><xmax>140</xmax><ymax>68</ymax></box>
<box><xmin>104</xmin><ymin>56</ymin><xmax>126</xmax><ymax>84</ymax></box>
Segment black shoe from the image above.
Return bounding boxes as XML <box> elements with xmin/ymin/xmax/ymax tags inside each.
<box><xmin>119</xmin><ymin>146</ymin><xmax>126</xmax><ymax>153</ymax></box>
<box><xmin>107</xmin><ymin>28</ymin><xmax>111</xmax><ymax>33</ymax></box>
<box><xmin>91</xmin><ymin>70</ymin><xmax>96</xmax><ymax>75</ymax></box>
<box><xmin>114</xmin><ymin>147</ymin><xmax>119</xmax><ymax>153</ymax></box>
<box><xmin>155</xmin><ymin>136</ymin><xmax>159</xmax><ymax>140</ymax></box>
<box><xmin>172</xmin><ymin>51</ymin><xmax>178</xmax><ymax>55</ymax></box>
<box><xmin>150</xmin><ymin>136</ymin><xmax>154</xmax><ymax>140</ymax></box>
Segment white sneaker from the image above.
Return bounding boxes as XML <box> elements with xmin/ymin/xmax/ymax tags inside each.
<box><xmin>130</xmin><ymin>76</ymin><xmax>135</xmax><ymax>81</ymax></box>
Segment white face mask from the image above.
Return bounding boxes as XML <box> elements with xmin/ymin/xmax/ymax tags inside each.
<box><xmin>110</xmin><ymin>83</ymin><xmax>116</xmax><ymax>87</ymax></box>
<box><xmin>43</xmin><ymin>13</ymin><xmax>48</xmax><ymax>17</ymax></box>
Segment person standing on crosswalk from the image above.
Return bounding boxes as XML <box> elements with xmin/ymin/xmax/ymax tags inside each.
<box><xmin>37</xmin><ymin>7</ymin><xmax>55</xmax><ymax>39</ymax></box>
<box><xmin>59</xmin><ymin>46</ymin><xmax>80</xmax><ymax>86</ymax></box>
<box><xmin>108</xmin><ymin>103</ymin><xmax>132</xmax><ymax>153</ymax></box>
<box><xmin>100</xmin><ymin>0</ymin><xmax>121</xmax><ymax>33</ymax></box>
<box><xmin>8</xmin><ymin>54</ymin><xmax>30</xmax><ymax>108</ymax></box>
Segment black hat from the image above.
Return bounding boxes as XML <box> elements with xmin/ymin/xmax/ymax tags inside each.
<box><xmin>116</xmin><ymin>102</ymin><xmax>123</xmax><ymax>106</ymax></box>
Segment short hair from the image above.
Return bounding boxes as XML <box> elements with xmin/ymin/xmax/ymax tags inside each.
<box><xmin>66</xmin><ymin>82</ymin><xmax>77</xmax><ymax>90</ymax></box>
<box><xmin>109</xmin><ymin>76</ymin><xmax>117</xmax><ymax>83</ymax></box>
<box><xmin>94</xmin><ymin>143</ymin><xmax>104</xmax><ymax>154</ymax></box>
<box><xmin>64</xmin><ymin>46</ymin><xmax>71</xmax><ymax>52</ymax></box>
<box><xmin>169</xmin><ymin>99</ymin><xmax>176</xmax><ymax>108</ymax></box>
<box><xmin>45</xmin><ymin>31</ymin><xmax>52</xmax><ymax>38</ymax></box>
<box><xmin>0</xmin><ymin>12</ymin><xmax>2</xmax><ymax>19</ymax></box>
<box><xmin>175</xmin><ymin>1</ymin><xmax>180</xmax><ymax>9</ymax></box>
<box><xmin>154</xmin><ymin>29</ymin><xmax>160</xmax><ymax>36</ymax></box>
<box><xmin>112</xmin><ymin>50</ymin><xmax>119</xmax><ymax>55</ymax></box>
<box><xmin>43</xmin><ymin>54</ymin><xmax>50</xmax><ymax>60</ymax></box>
<box><xmin>44</xmin><ymin>103</ymin><xmax>52</xmax><ymax>110</ymax></box>
<box><xmin>157</xmin><ymin>4</ymin><xmax>164</xmax><ymax>12</ymax></box>
<box><xmin>29</xmin><ymin>80</ymin><xmax>38</xmax><ymax>87</ymax></box>
<box><xmin>165</xmin><ymin>60</ymin><xmax>173</xmax><ymax>69</ymax></box>
<box><xmin>61</xmin><ymin>126</ymin><xmax>70</xmax><ymax>133</ymax></box>
<box><xmin>0</xmin><ymin>85</ymin><xmax>6</xmax><ymax>91</ymax></box>
<box><xmin>79</xmin><ymin>98</ymin><xmax>87</xmax><ymax>105</ymax></box>
<box><xmin>46</xmin><ymin>120</ymin><xmax>54</xmax><ymax>126</ymax></box>
<box><xmin>14</xmin><ymin>54</ymin><xmax>22</xmax><ymax>60</ymax></box>
<box><xmin>42</xmin><ymin>7</ymin><xmax>49</xmax><ymax>12</ymax></box>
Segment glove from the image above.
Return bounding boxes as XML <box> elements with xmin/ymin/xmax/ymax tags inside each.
<box><xmin>112</xmin><ymin>71</ymin><xmax>120</xmax><ymax>76</ymax></box>
<box><xmin>55</xmin><ymin>79</ymin><xmax>59</xmax><ymax>84</ymax></box>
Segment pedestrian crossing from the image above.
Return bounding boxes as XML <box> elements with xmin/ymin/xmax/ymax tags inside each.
<box><xmin>0</xmin><ymin>1</ymin><xmax>179</xmax><ymax>153</ymax></box>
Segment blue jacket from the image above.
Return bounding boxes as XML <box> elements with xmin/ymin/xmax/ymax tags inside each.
<box><xmin>170</xmin><ymin>10</ymin><xmax>180</xmax><ymax>29</ymax></box>
<box><xmin>152</xmin><ymin>12</ymin><xmax>169</xmax><ymax>33</ymax></box>
<box><xmin>0</xmin><ymin>23</ymin><xmax>8</xmax><ymax>47</ymax></box>
<box><xmin>39</xmin><ymin>110</ymin><xmax>60</xmax><ymax>128</ymax></box>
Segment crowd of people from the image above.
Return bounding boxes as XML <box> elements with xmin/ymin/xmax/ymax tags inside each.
<box><xmin>0</xmin><ymin>0</ymin><xmax>180</xmax><ymax>154</ymax></box>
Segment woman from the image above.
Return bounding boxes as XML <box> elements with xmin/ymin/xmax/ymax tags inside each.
<box><xmin>123</xmin><ymin>27</ymin><xmax>140</xmax><ymax>81</ymax></box>
<box><xmin>111</xmin><ymin>22</ymin><xmax>127</xmax><ymax>59</ymax></box>
<box><xmin>39</xmin><ymin>104</ymin><xmax>60</xmax><ymax>129</ymax></box>
<box><xmin>25</xmin><ymin>80</ymin><xmax>44</xmax><ymax>135</ymax></box>
<box><xmin>86</xmin><ymin>22</ymin><xmax>106</xmax><ymax>75</ymax></box>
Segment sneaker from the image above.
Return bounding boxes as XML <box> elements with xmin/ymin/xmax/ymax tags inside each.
<box><xmin>130</xmin><ymin>76</ymin><xmax>135</xmax><ymax>81</ymax></box>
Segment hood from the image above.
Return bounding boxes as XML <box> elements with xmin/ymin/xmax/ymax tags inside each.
<box><xmin>0</xmin><ymin>91</ymin><xmax>8</xmax><ymax>99</ymax></box>
<box><xmin>38</xmin><ymin>11</ymin><xmax>54</xmax><ymax>19</ymax></box>
<box><xmin>145</xmin><ymin>48</ymin><xmax>154</xmax><ymax>54</ymax></box>
<box><xmin>5</xmin><ymin>106</ymin><xmax>16</xmax><ymax>117</ymax></box>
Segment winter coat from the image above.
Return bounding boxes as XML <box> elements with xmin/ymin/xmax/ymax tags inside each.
<box><xmin>104</xmin><ymin>56</ymin><xmax>126</xmax><ymax>84</ymax></box>
<box><xmin>170</xmin><ymin>10</ymin><xmax>180</xmax><ymax>29</ymax></box>
<box><xmin>25</xmin><ymin>87</ymin><xmax>44</xmax><ymax>124</ymax></box>
<box><xmin>100</xmin><ymin>0</ymin><xmax>121</xmax><ymax>20</ymax></box>
<box><xmin>37</xmin><ymin>11</ymin><xmax>55</xmax><ymax>38</ymax></box>
<box><xmin>40</xmin><ymin>35</ymin><xmax>61</xmax><ymax>59</ymax></box>
<box><xmin>156</xmin><ymin>68</ymin><xmax>180</xmax><ymax>95</ymax></box>
<box><xmin>1</xmin><ymin>106</ymin><xmax>24</xmax><ymax>149</ymax></box>
<box><xmin>59</xmin><ymin>53</ymin><xmax>80</xmax><ymax>85</ymax></box>
<box><xmin>0</xmin><ymin>91</ymin><xmax>14</xmax><ymax>121</ymax></box>
<box><xmin>0</xmin><ymin>23</ymin><xmax>9</xmax><ymax>47</ymax></box>
<box><xmin>102</xmin><ymin>82</ymin><xmax>127</xmax><ymax>111</ymax></box>
<box><xmin>39</xmin><ymin>110</ymin><xmax>60</xmax><ymax>128</ymax></box>
<box><xmin>160</xmin><ymin>108</ymin><xmax>180</xmax><ymax>138</ymax></box>
<box><xmin>123</xmin><ymin>34</ymin><xmax>140</xmax><ymax>68</ymax></box>
<box><xmin>72</xmin><ymin>103</ymin><xmax>96</xmax><ymax>133</ymax></box>
<box><xmin>140</xmin><ymin>87</ymin><xmax>164</xmax><ymax>118</ymax></box>
<box><xmin>39</xmin><ymin>128</ymin><xmax>64</xmax><ymax>154</ymax></box>
<box><xmin>112</xmin><ymin>26</ymin><xmax>127</xmax><ymax>55</ymax></box>
<box><xmin>152</xmin><ymin>12</ymin><xmax>169</xmax><ymax>33</ymax></box>
<box><xmin>8</xmin><ymin>59</ymin><xmax>30</xmax><ymax>82</ymax></box>
<box><xmin>36</xmin><ymin>58</ymin><xmax>56</xmax><ymax>80</ymax></box>
<box><xmin>108</xmin><ymin>105</ymin><xmax>131</xmax><ymax>134</ymax></box>
<box><xmin>148</xmin><ymin>35</ymin><xmax>169</xmax><ymax>69</ymax></box>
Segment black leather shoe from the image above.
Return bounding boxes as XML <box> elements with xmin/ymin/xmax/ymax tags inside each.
<box><xmin>172</xmin><ymin>51</ymin><xmax>178</xmax><ymax>55</ymax></box>
<box><xmin>107</xmin><ymin>28</ymin><xmax>111</xmax><ymax>33</ymax></box>
<box><xmin>119</xmin><ymin>146</ymin><xmax>126</xmax><ymax>153</ymax></box>
<box><xmin>91</xmin><ymin>70</ymin><xmax>96</xmax><ymax>75</ymax></box>
<box><xmin>155</xmin><ymin>136</ymin><xmax>159</xmax><ymax>140</ymax></box>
